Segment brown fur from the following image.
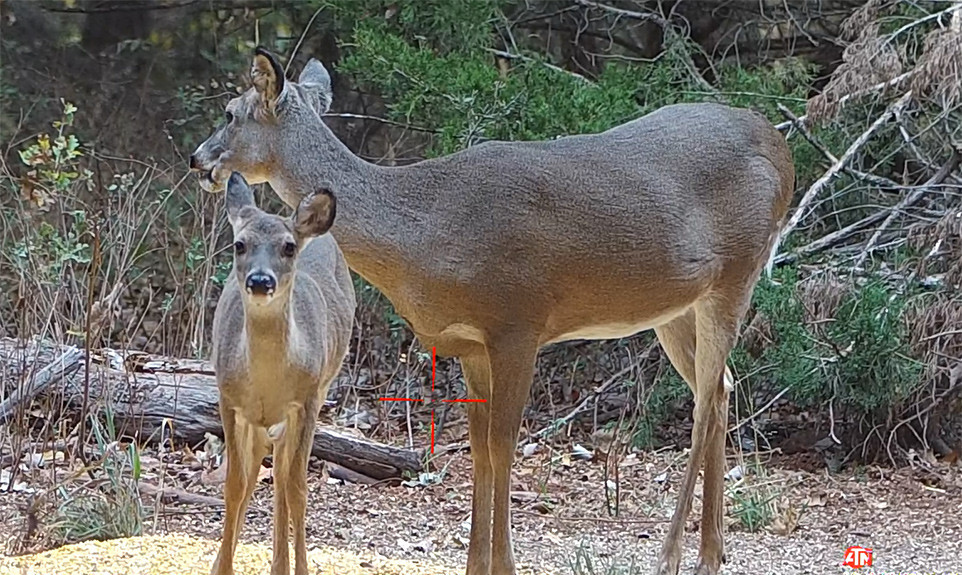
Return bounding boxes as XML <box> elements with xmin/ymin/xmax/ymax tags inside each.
<box><xmin>209</xmin><ymin>173</ymin><xmax>355</xmax><ymax>575</ymax></box>
<box><xmin>192</xmin><ymin>49</ymin><xmax>795</xmax><ymax>575</ymax></box>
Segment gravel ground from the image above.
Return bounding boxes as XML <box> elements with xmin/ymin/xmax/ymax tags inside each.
<box><xmin>2</xmin><ymin>447</ymin><xmax>960</xmax><ymax>575</ymax></box>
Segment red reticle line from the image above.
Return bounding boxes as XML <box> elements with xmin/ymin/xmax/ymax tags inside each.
<box><xmin>377</xmin><ymin>346</ymin><xmax>487</xmax><ymax>455</ymax></box>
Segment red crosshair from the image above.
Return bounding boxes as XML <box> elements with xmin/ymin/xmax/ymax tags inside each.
<box><xmin>378</xmin><ymin>347</ymin><xmax>487</xmax><ymax>454</ymax></box>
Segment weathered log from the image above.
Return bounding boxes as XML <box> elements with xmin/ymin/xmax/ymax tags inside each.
<box><xmin>0</xmin><ymin>338</ymin><xmax>423</xmax><ymax>480</ymax></box>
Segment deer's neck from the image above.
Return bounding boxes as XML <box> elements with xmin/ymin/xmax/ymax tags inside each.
<box><xmin>242</xmin><ymin>298</ymin><xmax>292</xmax><ymax>366</ymax></box>
<box><xmin>271</xmin><ymin>125</ymin><xmax>420</xmax><ymax>295</ymax></box>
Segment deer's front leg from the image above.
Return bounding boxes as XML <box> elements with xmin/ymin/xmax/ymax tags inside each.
<box><xmin>486</xmin><ymin>336</ymin><xmax>539</xmax><ymax>575</ymax></box>
<box><xmin>461</xmin><ymin>354</ymin><xmax>494</xmax><ymax>575</ymax></box>
<box><xmin>212</xmin><ymin>410</ymin><xmax>268</xmax><ymax>575</ymax></box>
<box><xmin>280</xmin><ymin>403</ymin><xmax>316</xmax><ymax>575</ymax></box>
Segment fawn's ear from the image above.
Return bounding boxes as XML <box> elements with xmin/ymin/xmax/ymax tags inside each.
<box><xmin>251</xmin><ymin>46</ymin><xmax>285</xmax><ymax>114</ymax></box>
<box><xmin>293</xmin><ymin>189</ymin><xmax>336</xmax><ymax>240</ymax></box>
<box><xmin>298</xmin><ymin>58</ymin><xmax>333</xmax><ymax>115</ymax></box>
<box><xmin>225</xmin><ymin>172</ymin><xmax>255</xmax><ymax>226</ymax></box>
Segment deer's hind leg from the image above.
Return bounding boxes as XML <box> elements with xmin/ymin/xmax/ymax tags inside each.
<box><xmin>654</xmin><ymin>306</ymin><xmax>736</xmax><ymax>575</ymax></box>
<box><xmin>212</xmin><ymin>408</ymin><xmax>270</xmax><ymax>575</ymax></box>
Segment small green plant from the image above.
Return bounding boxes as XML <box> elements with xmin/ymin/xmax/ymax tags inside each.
<box><xmin>727</xmin><ymin>460</ymin><xmax>781</xmax><ymax>532</ymax></box>
<box><xmin>18</xmin><ymin>100</ymin><xmax>90</xmax><ymax>210</ymax></box>
<box><xmin>50</xmin><ymin>409</ymin><xmax>145</xmax><ymax>545</ymax></box>
<box><xmin>730</xmin><ymin>488</ymin><xmax>776</xmax><ymax>532</ymax></box>
<box><xmin>567</xmin><ymin>540</ymin><xmax>642</xmax><ymax>575</ymax></box>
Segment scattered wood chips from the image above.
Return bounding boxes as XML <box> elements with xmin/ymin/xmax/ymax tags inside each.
<box><xmin>0</xmin><ymin>534</ymin><xmax>459</xmax><ymax>575</ymax></box>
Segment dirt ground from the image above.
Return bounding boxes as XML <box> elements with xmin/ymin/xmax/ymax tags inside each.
<box><xmin>1</xmin><ymin>445</ymin><xmax>961</xmax><ymax>575</ymax></box>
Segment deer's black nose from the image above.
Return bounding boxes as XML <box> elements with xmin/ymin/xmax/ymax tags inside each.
<box><xmin>189</xmin><ymin>155</ymin><xmax>201</xmax><ymax>171</ymax></box>
<box><xmin>245</xmin><ymin>273</ymin><xmax>276</xmax><ymax>295</ymax></box>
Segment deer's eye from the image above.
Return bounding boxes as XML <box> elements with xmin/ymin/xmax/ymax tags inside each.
<box><xmin>233</xmin><ymin>240</ymin><xmax>246</xmax><ymax>255</ymax></box>
<box><xmin>282</xmin><ymin>242</ymin><xmax>296</xmax><ymax>258</ymax></box>
<box><xmin>225</xmin><ymin>111</ymin><xmax>234</xmax><ymax>124</ymax></box>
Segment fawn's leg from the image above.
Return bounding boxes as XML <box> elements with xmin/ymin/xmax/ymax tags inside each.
<box><xmin>270</xmin><ymin>423</ymin><xmax>292</xmax><ymax>575</ymax></box>
<box><xmin>462</xmin><ymin>353</ymin><xmax>494</xmax><ymax>575</ymax></box>
<box><xmin>486</xmin><ymin>335</ymin><xmax>539</xmax><ymax>575</ymax></box>
<box><xmin>212</xmin><ymin>409</ymin><xmax>269</xmax><ymax>575</ymax></box>
<box><xmin>284</xmin><ymin>402</ymin><xmax>316</xmax><ymax>575</ymax></box>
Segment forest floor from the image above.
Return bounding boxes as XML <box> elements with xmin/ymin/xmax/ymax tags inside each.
<box><xmin>1</xmin><ymin>444</ymin><xmax>961</xmax><ymax>575</ymax></box>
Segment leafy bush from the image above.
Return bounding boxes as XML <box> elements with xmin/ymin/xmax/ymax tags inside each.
<box><xmin>747</xmin><ymin>268</ymin><xmax>922</xmax><ymax>421</ymax></box>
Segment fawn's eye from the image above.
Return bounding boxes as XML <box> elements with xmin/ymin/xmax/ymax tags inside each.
<box><xmin>282</xmin><ymin>242</ymin><xmax>296</xmax><ymax>258</ymax></box>
<box><xmin>233</xmin><ymin>241</ymin><xmax>246</xmax><ymax>255</ymax></box>
<box><xmin>225</xmin><ymin>111</ymin><xmax>234</xmax><ymax>123</ymax></box>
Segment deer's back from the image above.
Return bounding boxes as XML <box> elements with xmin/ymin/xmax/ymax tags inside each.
<box><xmin>383</xmin><ymin>102</ymin><xmax>793</xmax><ymax>343</ymax></box>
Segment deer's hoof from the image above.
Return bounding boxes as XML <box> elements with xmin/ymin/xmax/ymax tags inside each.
<box><xmin>693</xmin><ymin>557</ymin><xmax>722</xmax><ymax>575</ymax></box>
<box><xmin>654</xmin><ymin>555</ymin><xmax>681</xmax><ymax>575</ymax></box>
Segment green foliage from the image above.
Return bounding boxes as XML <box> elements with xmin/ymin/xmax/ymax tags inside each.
<box><xmin>632</xmin><ymin>369</ymin><xmax>689</xmax><ymax>449</ymax></box>
<box><xmin>823</xmin><ymin>281</ymin><xmax>921</xmax><ymax>412</ymax></box>
<box><xmin>729</xmin><ymin>478</ymin><xmax>777</xmax><ymax>532</ymax></box>
<box><xmin>17</xmin><ymin>100</ymin><xmax>90</xmax><ymax>207</ymax></box>
<box><xmin>747</xmin><ymin>269</ymin><xmax>922</xmax><ymax>417</ymax></box>
<box><xmin>342</xmin><ymin>27</ymin><xmax>701</xmax><ymax>155</ymax></box>
<box><xmin>11</xmin><ymin>102</ymin><xmax>93</xmax><ymax>283</ymax></box>
<box><xmin>328</xmin><ymin>0</ymin><xmax>504</xmax><ymax>54</ymax></box>
<box><xmin>51</xmin><ymin>409</ymin><xmax>145</xmax><ymax>545</ymax></box>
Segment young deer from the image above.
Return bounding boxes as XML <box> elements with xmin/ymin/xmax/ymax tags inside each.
<box><xmin>210</xmin><ymin>172</ymin><xmax>356</xmax><ymax>575</ymax></box>
<box><xmin>191</xmin><ymin>49</ymin><xmax>795</xmax><ymax>575</ymax></box>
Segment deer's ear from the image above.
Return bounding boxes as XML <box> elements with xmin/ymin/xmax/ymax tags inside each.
<box><xmin>225</xmin><ymin>172</ymin><xmax>255</xmax><ymax>226</ymax></box>
<box><xmin>251</xmin><ymin>46</ymin><xmax>285</xmax><ymax>113</ymax></box>
<box><xmin>298</xmin><ymin>58</ymin><xmax>333</xmax><ymax>114</ymax></box>
<box><xmin>293</xmin><ymin>189</ymin><xmax>336</xmax><ymax>239</ymax></box>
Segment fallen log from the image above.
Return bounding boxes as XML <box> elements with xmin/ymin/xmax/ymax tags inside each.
<box><xmin>0</xmin><ymin>337</ymin><xmax>423</xmax><ymax>480</ymax></box>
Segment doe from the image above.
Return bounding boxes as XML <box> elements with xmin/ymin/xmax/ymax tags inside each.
<box><xmin>210</xmin><ymin>172</ymin><xmax>356</xmax><ymax>575</ymax></box>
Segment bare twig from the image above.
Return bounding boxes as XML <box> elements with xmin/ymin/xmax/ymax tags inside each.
<box><xmin>777</xmin><ymin>104</ymin><xmax>901</xmax><ymax>189</ymax></box>
<box><xmin>854</xmin><ymin>149</ymin><xmax>960</xmax><ymax>268</ymax></box>
<box><xmin>530</xmin><ymin>342</ymin><xmax>657</xmax><ymax>440</ymax></box>
<box><xmin>486</xmin><ymin>49</ymin><xmax>591</xmax><ymax>83</ymax></box>
<box><xmin>774</xmin><ymin>71</ymin><xmax>915</xmax><ymax>131</ymax></box>
<box><xmin>777</xmin><ymin>91</ymin><xmax>913</xmax><ymax>246</ymax></box>
<box><xmin>321</xmin><ymin>113</ymin><xmax>441</xmax><ymax>135</ymax></box>
<box><xmin>571</xmin><ymin>0</ymin><xmax>668</xmax><ymax>27</ymax></box>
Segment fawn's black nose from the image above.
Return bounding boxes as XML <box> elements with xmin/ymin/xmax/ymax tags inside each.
<box><xmin>245</xmin><ymin>273</ymin><xmax>276</xmax><ymax>295</ymax></box>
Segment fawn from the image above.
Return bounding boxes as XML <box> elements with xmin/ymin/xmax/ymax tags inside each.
<box><xmin>210</xmin><ymin>172</ymin><xmax>356</xmax><ymax>575</ymax></box>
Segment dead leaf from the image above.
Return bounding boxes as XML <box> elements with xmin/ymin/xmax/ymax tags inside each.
<box><xmin>770</xmin><ymin>505</ymin><xmax>799</xmax><ymax>536</ymax></box>
<box><xmin>804</xmin><ymin>493</ymin><xmax>827</xmax><ymax>507</ymax></box>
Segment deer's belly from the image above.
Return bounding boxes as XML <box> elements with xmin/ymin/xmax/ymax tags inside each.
<box><xmin>551</xmin><ymin>307</ymin><xmax>688</xmax><ymax>344</ymax></box>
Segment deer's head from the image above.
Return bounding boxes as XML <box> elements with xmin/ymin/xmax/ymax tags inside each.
<box><xmin>224</xmin><ymin>172</ymin><xmax>336</xmax><ymax>307</ymax></box>
<box><xmin>191</xmin><ymin>48</ymin><xmax>333</xmax><ymax>193</ymax></box>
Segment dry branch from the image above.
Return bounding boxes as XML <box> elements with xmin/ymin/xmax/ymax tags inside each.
<box><xmin>0</xmin><ymin>347</ymin><xmax>85</xmax><ymax>423</ymax></box>
<box><xmin>777</xmin><ymin>91</ymin><xmax>913</xmax><ymax>247</ymax></box>
<box><xmin>854</xmin><ymin>150</ymin><xmax>961</xmax><ymax>268</ymax></box>
<box><xmin>0</xmin><ymin>338</ymin><xmax>423</xmax><ymax>481</ymax></box>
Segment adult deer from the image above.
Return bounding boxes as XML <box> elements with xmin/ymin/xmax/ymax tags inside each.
<box><xmin>191</xmin><ymin>48</ymin><xmax>794</xmax><ymax>575</ymax></box>
<box><xmin>210</xmin><ymin>172</ymin><xmax>356</xmax><ymax>575</ymax></box>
